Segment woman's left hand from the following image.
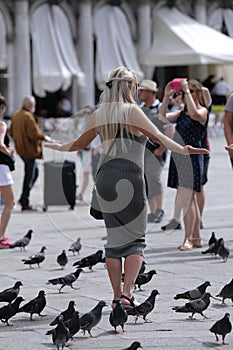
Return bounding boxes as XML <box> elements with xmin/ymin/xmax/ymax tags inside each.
<box><xmin>225</xmin><ymin>144</ymin><xmax>233</xmax><ymax>152</ymax></box>
<box><xmin>184</xmin><ymin>145</ymin><xmax>209</xmax><ymax>154</ymax></box>
<box><xmin>44</xmin><ymin>142</ymin><xmax>62</xmax><ymax>150</ymax></box>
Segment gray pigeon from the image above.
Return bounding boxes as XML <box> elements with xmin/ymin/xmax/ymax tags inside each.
<box><xmin>68</xmin><ymin>237</ymin><xmax>81</xmax><ymax>256</ymax></box>
<box><xmin>47</xmin><ymin>311</ymin><xmax>80</xmax><ymax>341</ymax></box>
<box><xmin>123</xmin><ymin>341</ymin><xmax>143</xmax><ymax>350</ymax></box>
<box><xmin>48</xmin><ymin>315</ymin><xmax>70</xmax><ymax>350</ymax></box>
<box><xmin>172</xmin><ymin>292</ymin><xmax>211</xmax><ymax>319</ymax></box>
<box><xmin>22</xmin><ymin>246</ymin><xmax>46</xmax><ymax>268</ymax></box>
<box><xmin>217</xmin><ymin>240</ymin><xmax>230</xmax><ymax>262</ymax></box>
<box><xmin>174</xmin><ymin>281</ymin><xmax>211</xmax><ymax>300</ymax></box>
<box><xmin>18</xmin><ymin>290</ymin><xmax>47</xmax><ymax>320</ymax></box>
<box><xmin>201</xmin><ymin>238</ymin><xmax>223</xmax><ymax>256</ymax></box>
<box><xmin>216</xmin><ymin>278</ymin><xmax>233</xmax><ymax>304</ymax></box>
<box><xmin>134</xmin><ymin>270</ymin><xmax>157</xmax><ymax>291</ymax></box>
<box><xmin>47</xmin><ymin>268</ymin><xmax>83</xmax><ymax>293</ymax></box>
<box><xmin>0</xmin><ymin>281</ymin><xmax>23</xmax><ymax>303</ymax></box>
<box><xmin>209</xmin><ymin>313</ymin><xmax>232</xmax><ymax>345</ymax></box>
<box><xmin>57</xmin><ymin>250</ymin><xmax>68</xmax><ymax>269</ymax></box>
<box><xmin>127</xmin><ymin>289</ymin><xmax>159</xmax><ymax>323</ymax></box>
<box><xmin>0</xmin><ymin>296</ymin><xmax>24</xmax><ymax>325</ymax></box>
<box><xmin>73</xmin><ymin>249</ymin><xmax>103</xmax><ymax>271</ymax></box>
<box><xmin>208</xmin><ymin>231</ymin><xmax>217</xmax><ymax>246</ymax></box>
<box><xmin>9</xmin><ymin>229</ymin><xmax>33</xmax><ymax>251</ymax></box>
<box><xmin>109</xmin><ymin>299</ymin><xmax>128</xmax><ymax>333</ymax></box>
<box><xmin>80</xmin><ymin>300</ymin><xmax>107</xmax><ymax>338</ymax></box>
<box><xmin>50</xmin><ymin>300</ymin><xmax>76</xmax><ymax>326</ymax></box>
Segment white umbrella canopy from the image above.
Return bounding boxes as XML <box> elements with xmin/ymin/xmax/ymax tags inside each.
<box><xmin>140</xmin><ymin>7</ymin><xmax>233</xmax><ymax>66</ymax></box>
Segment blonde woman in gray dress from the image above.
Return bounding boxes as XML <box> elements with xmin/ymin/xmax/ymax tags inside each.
<box><xmin>44</xmin><ymin>67</ymin><xmax>208</xmax><ymax>309</ymax></box>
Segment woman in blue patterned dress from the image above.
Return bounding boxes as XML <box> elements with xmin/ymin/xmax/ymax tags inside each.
<box><xmin>159</xmin><ymin>79</ymin><xmax>208</xmax><ymax>251</ymax></box>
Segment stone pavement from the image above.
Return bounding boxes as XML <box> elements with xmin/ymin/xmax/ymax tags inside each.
<box><xmin>0</xmin><ymin>134</ymin><xmax>233</xmax><ymax>350</ymax></box>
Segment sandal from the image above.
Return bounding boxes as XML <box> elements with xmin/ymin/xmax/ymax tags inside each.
<box><xmin>191</xmin><ymin>238</ymin><xmax>203</xmax><ymax>248</ymax></box>
<box><xmin>120</xmin><ymin>295</ymin><xmax>137</xmax><ymax>309</ymax></box>
<box><xmin>179</xmin><ymin>239</ymin><xmax>193</xmax><ymax>251</ymax></box>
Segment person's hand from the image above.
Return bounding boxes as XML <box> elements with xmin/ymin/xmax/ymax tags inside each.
<box><xmin>8</xmin><ymin>147</ymin><xmax>14</xmax><ymax>156</ymax></box>
<box><xmin>164</xmin><ymin>82</ymin><xmax>175</xmax><ymax>97</ymax></box>
<box><xmin>180</xmin><ymin>79</ymin><xmax>189</xmax><ymax>92</ymax></box>
<box><xmin>225</xmin><ymin>144</ymin><xmax>233</xmax><ymax>155</ymax></box>
<box><xmin>184</xmin><ymin>145</ymin><xmax>209</xmax><ymax>155</ymax></box>
<box><xmin>44</xmin><ymin>142</ymin><xmax>62</xmax><ymax>150</ymax></box>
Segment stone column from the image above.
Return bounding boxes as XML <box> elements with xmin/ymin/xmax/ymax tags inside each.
<box><xmin>137</xmin><ymin>0</ymin><xmax>153</xmax><ymax>79</ymax></box>
<box><xmin>188</xmin><ymin>0</ymin><xmax>208</xmax><ymax>81</ymax></box>
<box><xmin>14</xmin><ymin>0</ymin><xmax>31</xmax><ymax>109</ymax></box>
<box><xmin>77</xmin><ymin>0</ymin><xmax>94</xmax><ymax>109</ymax></box>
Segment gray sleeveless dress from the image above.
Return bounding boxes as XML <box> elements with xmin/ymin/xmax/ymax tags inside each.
<box><xmin>96</xmin><ymin>129</ymin><xmax>147</xmax><ymax>258</ymax></box>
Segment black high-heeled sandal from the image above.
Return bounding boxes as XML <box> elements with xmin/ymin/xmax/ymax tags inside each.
<box><xmin>120</xmin><ymin>294</ymin><xmax>136</xmax><ymax>309</ymax></box>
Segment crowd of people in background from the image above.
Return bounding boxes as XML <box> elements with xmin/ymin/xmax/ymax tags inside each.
<box><xmin>0</xmin><ymin>69</ymin><xmax>233</xmax><ymax>251</ymax></box>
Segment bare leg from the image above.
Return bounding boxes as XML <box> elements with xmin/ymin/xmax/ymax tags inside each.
<box><xmin>148</xmin><ymin>194</ymin><xmax>163</xmax><ymax>213</ymax></box>
<box><xmin>77</xmin><ymin>171</ymin><xmax>90</xmax><ymax>200</ymax></box>
<box><xmin>196</xmin><ymin>185</ymin><xmax>205</xmax><ymax>218</ymax></box>
<box><xmin>173</xmin><ymin>190</ymin><xmax>183</xmax><ymax>222</ymax></box>
<box><xmin>0</xmin><ymin>185</ymin><xmax>14</xmax><ymax>239</ymax></box>
<box><xmin>122</xmin><ymin>254</ymin><xmax>143</xmax><ymax>304</ymax></box>
<box><xmin>105</xmin><ymin>257</ymin><xmax>123</xmax><ymax>305</ymax></box>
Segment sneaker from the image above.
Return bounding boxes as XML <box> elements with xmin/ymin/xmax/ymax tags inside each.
<box><xmin>154</xmin><ymin>209</ymin><xmax>164</xmax><ymax>223</ymax></box>
<box><xmin>0</xmin><ymin>237</ymin><xmax>11</xmax><ymax>248</ymax></box>
<box><xmin>161</xmin><ymin>219</ymin><xmax>182</xmax><ymax>231</ymax></box>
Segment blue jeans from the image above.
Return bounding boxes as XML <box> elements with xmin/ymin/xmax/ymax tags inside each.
<box><xmin>19</xmin><ymin>157</ymin><xmax>39</xmax><ymax>208</ymax></box>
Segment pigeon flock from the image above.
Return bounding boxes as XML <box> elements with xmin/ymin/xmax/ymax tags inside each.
<box><xmin>1</xmin><ymin>230</ymin><xmax>233</xmax><ymax>349</ymax></box>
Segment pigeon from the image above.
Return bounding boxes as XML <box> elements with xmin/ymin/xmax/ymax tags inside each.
<box><xmin>9</xmin><ymin>229</ymin><xmax>33</xmax><ymax>251</ymax></box>
<box><xmin>73</xmin><ymin>249</ymin><xmax>103</xmax><ymax>271</ymax></box>
<box><xmin>47</xmin><ymin>268</ymin><xmax>83</xmax><ymax>293</ymax></box>
<box><xmin>172</xmin><ymin>292</ymin><xmax>211</xmax><ymax>320</ymax></box>
<box><xmin>22</xmin><ymin>246</ymin><xmax>46</xmax><ymax>268</ymax></box>
<box><xmin>217</xmin><ymin>240</ymin><xmax>230</xmax><ymax>262</ymax></box>
<box><xmin>134</xmin><ymin>270</ymin><xmax>157</xmax><ymax>291</ymax></box>
<box><xmin>109</xmin><ymin>299</ymin><xmax>128</xmax><ymax>333</ymax></box>
<box><xmin>0</xmin><ymin>281</ymin><xmax>23</xmax><ymax>303</ymax></box>
<box><xmin>208</xmin><ymin>231</ymin><xmax>217</xmax><ymax>246</ymax></box>
<box><xmin>216</xmin><ymin>278</ymin><xmax>233</xmax><ymax>304</ymax></box>
<box><xmin>174</xmin><ymin>281</ymin><xmax>211</xmax><ymax>301</ymax></box>
<box><xmin>50</xmin><ymin>300</ymin><xmax>76</xmax><ymax>326</ymax></box>
<box><xmin>127</xmin><ymin>289</ymin><xmax>159</xmax><ymax>323</ymax></box>
<box><xmin>57</xmin><ymin>250</ymin><xmax>68</xmax><ymax>269</ymax></box>
<box><xmin>201</xmin><ymin>238</ymin><xmax>223</xmax><ymax>256</ymax></box>
<box><xmin>68</xmin><ymin>237</ymin><xmax>81</xmax><ymax>256</ymax></box>
<box><xmin>47</xmin><ymin>311</ymin><xmax>80</xmax><ymax>341</ymax></box>
<box><xmin>0</xmin><ymin>296</ymin><xmax>24</xmax><ymax>325</ymax></box>
<box><xmin>80</xmin><ymin>300</ymin><xmax>107</xmax><ymax>338</ymax></box>
<box><xmin>209</xmin><ymin>313</ymin><xmax>232</xmax><ymax>345</ymax></box>
<box><xmin>47</xmin><ymin>315</ymin><xmax>70</xmax><ymax>350</ymax></box>
<box><xmin>18</xmin><ymin>290</ymin><xmax>47</xmax><ymax>320</ymax></box>
<box><xmin>123</xmin><ymin>341</ymin><xmax>143</xmax><ymax>350</ymax></box>
<box><xmin>122</xmin><ymin>260</ymin><xmax>147</xmax><ymax>282</ymax></box>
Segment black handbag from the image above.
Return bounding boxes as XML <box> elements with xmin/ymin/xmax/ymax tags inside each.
<box><xmin>90</xmin><ymin>138</ymin><xmax>116</xmax><ymax>220</ymax></box>
<box><xmin>90</xmin><ymin>185</ymin><xmax>103</xmax><ymax>220</ymax></box>
<box><xmin>0</xmin><ymin>151</ymin><xmax>15</xmax><ymax>171</ymax></box>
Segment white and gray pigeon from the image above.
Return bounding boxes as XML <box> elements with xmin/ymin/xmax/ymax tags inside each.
<box><xmin>68</xmin><ymin>237</ymin><xmax>81</xmax><ymax>256</ymax></box>
<box><xmin>127</xmin><ymin>289</ymin><xmax>159</xmax><ymax>323</ymax></box>
<box><xmin>22</xmin><ymin>246</ymin><xmax>46</xmax><ymax>268</ymax></box>
<box><xmin>174</xmin><ymin>281</ymin><xmax>211</xmax><ymax>301</ymax></box>
<box><xmin>9</xmin><ymin>229</ymin><xmax>33</xmax><ymax>251</ymax></box>
<box><xmin>109</xmin><ymin>299</ymin><xmax>128</xmax><ymax>333</ymax></box>
<box><xmin>216</xmin><ymin>278</ymin><xmax>233</xmax><ymax>304</ymax></box>
<box><xmin>0</xmin><ymin>281</ymin><xmax>23</xmax><ymax>303</ymax></box>
<box><xmin>172</xmin><ymin>292</ymin><xmax>211</xmax><ymax>320</ymax></box>
<box><xmin>47</xmin><ymin>311</ymin><xmax>80</xmax><ymax>341</ymax></box>
<box><xmin>208</xmin><ymin>231</ymin><xmax>217</xmax><ymax>246</ymax></box>
<box><xmin>50</xmin><ymin>300</ymin><xmax>76</xmax><ymax>326</ymax></box>
<box><xmin>57</xmin><ymin>250</ymin><xmax>68</xmax><ymax>269</ymax></box>
<box><xmin>73</xmin><ymin>249</ymin><xmax>103</xmax><ymax>271</ymax></box>
<box><xmin>47</xmin><ymin>268</ymin><xmax>83</xmax><ymax>293</ymax></box>
<box><xmin>201</xmin><ymin>238</ymin><xmax>223</xmax><ymax>257</ymax></box>
<box><xmin>80</xmin><ymin>300</ymin><xmax>107</xmax><ymax>338</ymax></box>
<box><xmin>217</xmin><ymin>240</ymin><xmax>230</xmax><ymax>262</ymax></box>
<box><xmin>17</xmin><ymin>290</ymin><xmax>47</xmax><ymax>320</ymax></box>
<box><xmin>209</xmin><ymin>313</ymin><xmax>232</xmax><ymax>345</ymax></box>
<box><xmin>123</xmin><ymin>341</ymin><xmax>143</xmax><ymax>350</ymax></box>
<box><xmin>134</xmin><ymin>270</ymin><xmax>157</xmax><ymax>291</ymax></box>
<box><xmin>47</xmin><ymin>315</ymin><xmax>70</xmax><ymax>350</ymax></box>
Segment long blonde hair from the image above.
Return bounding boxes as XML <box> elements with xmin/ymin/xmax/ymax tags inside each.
<box><xmin>96</xmin><ymin>66</ymin><xmax>137</xmax><ymax>147</ymax></box>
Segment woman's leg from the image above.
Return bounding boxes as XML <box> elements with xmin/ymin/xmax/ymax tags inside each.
<box><xmin>105</xmin><ymin>257</ymin><xmax>123</xmax><ymax>306</ymax></box>
<box><xmin>177</xmin><ymin>186</ymin><xmax>194</xmax><ymax>250</ymax></box>
<box><xmin>122</xmin><ymin>254</ymin><xmax>143</xmax><ymax>304</ymax></box>
<box><xmin>77</xmin><ymin>171</ymin><xmax>90</xmax><ymax>200</ymax></box>
<box><xmin>191</xmin><ymin>193</ymin><xmax>202</xmax><ymax>245</ymax></box>
<box><xmin>0</xmin><ymin>185</ymin><xmax>14</xmax><ymax>239</ymax></box>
